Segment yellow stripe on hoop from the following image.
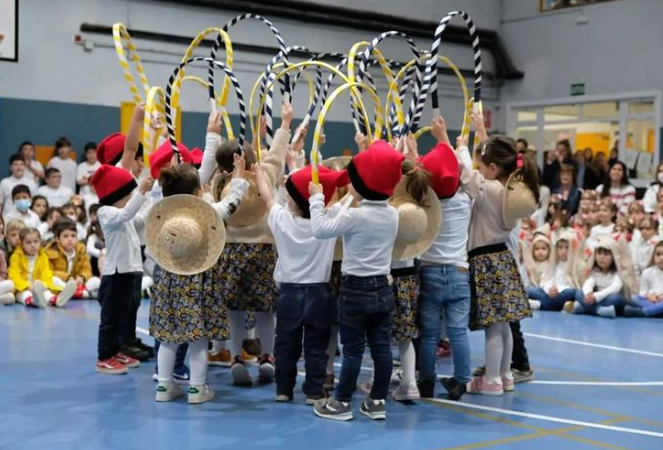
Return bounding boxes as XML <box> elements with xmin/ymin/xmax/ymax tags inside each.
<box><xmin>182</xmin><ymin>75</ymin><xmax>235</xmax><ymax>140</ymax></box>
<box><xmin>143</xmin><ymin>86</ymin><xmax>166</xmax><ymax>168</ymax></box>
<box><xmin>112</xmin><ymin>23</ymin><xmax>150</xmax><ymax>102</ymax></box>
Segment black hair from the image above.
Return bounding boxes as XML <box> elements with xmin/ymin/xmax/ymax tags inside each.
<box><xmin>84</xmin><ymin>142</ymin><xmax>96</xmax><ymax>152</ymax></box>
<box><xmin>600</xmin><ymin>160</ymin><xmax>630</xmax><ymax>197</ymax></box>
<box><xmin>9</xmin><ymin>154</ymin><xmax>25</xmax><ymax>165</ymax></box>
<box><xmin>159</xmin><ymin>163</ymin><xmax>202</xmax><ymax>197</ymax></box>
<box><xmin>55</xmin><ymin>136</ymin><xmax>71</xmax><ymax>150</ymax></box>
<box><xmin>52</xmin><ymin>218</ymin><xmax>77</xmax><ymax>239</ymax></box>
<box><xmin>594</xmin><ymin>247</ymin><xmax>617</xmax><ymax>272</ymax></box>
<box><xmin>88</xmin><ymin>203</ymin><xmax>101</xmax><ymax>217</ymax></box>
<box><xmin>11</xmin><ymin>184</ymin><xmax>31</xmax><ymax>200</ymax></box>
<box><xmin>19</xmin><ymin>141</ymin><xmax>34</xmax><ymax>152</ymax></box>
<box><xmin>45</xmin><ymin>207</ymin><xmax>61</xmax><ymax>220</ymax></box>
<box><xmin>31</xmin><ymin>195</ymin><xmax>50</xmax><ymax>221</ymax></box>
<box><xmin>516</xmin><ymin>138</ymin><xmax>529</xmax><ymax>149</ymax></box>
<box><xmin>45</xmin><ymin>167</ymin><xmax>61</xmax><ymax>178</ymax></box>
<box><xmin>215</xmin><ymin>140</ymin><xmax>255</xmax><ymax>173</ymax></box>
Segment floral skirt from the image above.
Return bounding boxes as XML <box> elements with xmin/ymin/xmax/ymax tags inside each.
<box><xmin>149</xmin><ymin>265</ymin><xmax>229</xmax><ymax>343</ymax></box>
<box><xmin>469</xmin><ymin>244</ymin><xmax>531</xmax><ymax>331</ymax></box>
<box><xmin>391</xmin><ymin>269</ymin><xmax>419</xmax><ymax>342</ymax></box>
<box><xmin>214</xmin><ymin>242</ymin><xmax>278</xmax><ymax>313</ymax></box>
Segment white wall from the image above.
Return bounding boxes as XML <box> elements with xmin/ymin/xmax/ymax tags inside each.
<box><xmin>0</xmin><ymin>0</ymin><xmax>500</xmax><ymax>130</ymax></box>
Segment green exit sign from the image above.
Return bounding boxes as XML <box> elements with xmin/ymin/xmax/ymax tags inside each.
<box><xmin>571</xmin><ymin>83</ymin><xmax>585</xmax><ymax>96</ymax></box>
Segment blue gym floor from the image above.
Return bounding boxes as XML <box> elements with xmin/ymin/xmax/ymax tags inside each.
<box><xmin>1</xmin><ymin>301</ymin><xmax>662</xmax><ymax>450</ymax></box>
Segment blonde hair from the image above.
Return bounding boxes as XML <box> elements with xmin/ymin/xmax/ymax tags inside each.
<box><xmin>6</xmin><ymin>219</ymin><xmax>27</xmax><ymax>234</ymax></box>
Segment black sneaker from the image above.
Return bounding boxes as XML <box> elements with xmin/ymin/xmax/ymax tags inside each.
<box><xmin>306</xmin><ymin>391</ymin><xmax>328</xmax><ymax>406</ymax></box>
<box><xmin>418</xmin><ymin>379</ymin><xmax>435</xmax><ymax>399</ymax></box>
<box><xmin>120</xmin><ymin>345</ymin><xmax>150</xmax><ymax>362</ymax></box>
<box><xmin>472</xmin><ymin>365</ymin><xmax>486</xmax><ymax>377</ymax></box>
<box><xmin>360</xmin><ymin>397</ymin><xmax>386</xmax><ymax>420</ymax></box>
<box><xmin>313</xmin><ymin>397</ymin><xmax>353</xmax><ymax>421</ymax></box>
<box><xmin>440</xmin><ymin>377</ymin><xmax>466</xmax><ymax>401</ymax></box>
<box><xmin>133</xmin><ymin>339</ymin><xmax>154</xmax><ymax>358</ymax></box>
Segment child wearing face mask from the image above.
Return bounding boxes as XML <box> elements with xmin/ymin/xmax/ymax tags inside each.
<box><xmin>5</xmin><ymin>185</ymin><xmax>41</xmax><ymax>228</ymax></box>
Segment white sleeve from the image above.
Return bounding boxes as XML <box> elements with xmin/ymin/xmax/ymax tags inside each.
<box><xmin>199</xmin><ymin>132</ymin><xmax>221</xmax><ymax>184</ymax></box>
<box><xmin>595</xmin><ymin>275</ymin><xmax>623</xmax><ymax>302</ymax></box>
<box><xmin>211</xmin><ymin>178</ymin><xmax>248</xmax><ymax>220</ymax></box>
<box><xmin>76</xmin><ymin>164</ymin><xmax>87</xmax><ymax>183</ymax></box>
<box><xmin>97</xmin><ymin>192</ymin><xmax>146</xmax><ymax>230</ymax></box>
<box><xmin>86</xmin><ymin>236</ymin><xmax>101</xmax><ymax>258</ymax></box>
<box><xmin>309</xmin><ymin>193</ymin><xmax>356</xmax><ymax>239</ymax></box>
<box><xmin>643</xmin><ymin>185</ymin><xmax>659</xmax><ymax>214</ymax></box>
<box><xmin>582</xmin><ymin>276</ymin><xmax>596</xmax><ymax>295</ymax></box>
<box><xmin>639</xmin><ymin>269</ymin><xmax>652</xmax><ymax>296</ymax></box>
<box><xmin>267</xmin><ymin>203</ymin><xmax>284</xmax><ymax>233</ymax></box>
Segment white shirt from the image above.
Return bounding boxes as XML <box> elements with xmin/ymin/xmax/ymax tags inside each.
<box><xmin>542</xmin><ymin>262</ymin><xmax>572</xmax><ymax>292</ymax></box>
<box><xmin>639</xmin><ymin>266</ymin><xmax>663</xmax><ymax>296</ymax></box>
<box><xmin>588</xmin><ymin>223</ymin><xmax>615</xmax><ymax>250</ymax></box>
<box><xmin>87</xmin><ymin>234</ymin><xmax>103</xmax><ymax>259</ymax></box>
<box><xmin>37</xmin><ymin>222</ymin><xmax>53</xmax><ymax>244</ymax></box>
<box><xmin>630</xmin><ymin>235</ymin><xmax>661</xmax><ymax>275</ymax></box>
<box><xmin>583</xmin><ymin>270</ymin><xmax>623</xmax><ymax>302</ymax></box>
<box><xmin>4</xmin><ymin>209</ymin><xmax>41</xmax><ymax>229</ymax></box>
<box><xmin>595</xmin><ymin>184</ymin><xmax>636</xmax><ymax>215</ymax></box>
<box><xmin>37</xmin><ymin>185</ymin><xmax>74</xmax><ymax>207</ymax></box>
<box><xmin>23</xmin><ymin>160</ymin><xmax>44</xmax><ymax>182</ymax></box>
<box><xmin>97</xmin><ymin>192</ymin><xmax>146</xmax><ymax>275</ymax></box>
<box><xmin>420</xmin><ymin>191</ymin><xmax>472</xmax><ymax>268</ymax></box>
<box><xmin>27</xmin><ymin>255</ymin><xmax>37</xmax><ymax>284</ymax></box>
<box><xmin>310</xmin><ymin>194</ymin><xmax>399</xmax><ymax>277</ymax></box>
<box><xmin>0</xmin><ymin>175</ymin><xmax>38</xmax><ymax>219</ymax></box>
<box><xmin>47</xmin><ymin>157</ymin><xmax>78</xmax><ymax>192</ymax></box>
<box><xmin>268</xmin><ymin>203</ymin><xmax>336</xmax><ymax>283</ymax></box>
<box><xmin>77</xmin><ymin>161</ymin><xmax>101</xmax><ymax>197</ymax></box>
<box><xmin>65</xmin><ymin>249</ymin><xmax>75</xmax><ymax>273</ymax></box>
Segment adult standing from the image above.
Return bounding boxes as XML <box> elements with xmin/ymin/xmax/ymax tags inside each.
<box><xmin>544</xmin><ymin>140</ymin><xmax>576</xmax><ymax>191</ymax></box>
<box><xmin>574</xmin><ymin>149</ymin><xmax>599</xmax><ymax>190</ymax></box>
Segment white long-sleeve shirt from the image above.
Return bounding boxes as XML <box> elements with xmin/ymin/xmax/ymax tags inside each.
<box><xmin>47</xmin><ymin>157</ymin><xmax>78</xmax><ymax>192</ymax></box>
<box><xmin>582</xmin><ymin>270</ymin><xmax>623</xmax><ymax>302</ymax></box>
<box><xmin>639</xmin><ymin>266</ymin><xmax>663</xmax><ymax>296</ymax></box>
<box><xmin>542</xmin><ymin>262</ymin><xmax>572</xmax><ymax>292</ymax></box>
<box><xmin>420</xmin><ymin>191</ymin><xmax>472</xmax><ymax>268</ymax></box>
<box><xmin>309</xmin><ymin>193</ymin><xmax>398</xmax><ymax>277</ymax></box>
<box><xmin>630</xmin><ymin>235</ymin><xmax>661</xmax><ymax>275</ymax></box>
<box><xmin>642</xmin><ymin>184</ymin><xmax>660</xmax><ymax>214</ymax></box>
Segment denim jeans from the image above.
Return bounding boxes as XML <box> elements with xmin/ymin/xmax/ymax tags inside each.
<box><xmin>335</xmin><ymin>275</ymin><xmax>395</xmax><ymax>402</ymax></box>
<box><xmin>630</xmin><ymin>295</ymin><xmax>663</xmax><ymax>317</ymax></box>
<box><xmin>527</xmin><ymin>287</ymin><xmax>578</xmax><ymax>311</ymax></box>
<box><xmin>575</xmin><ymin>290</ymin><xmax>625</xmax><ymax>314</ymax></box>
<box><xmin>418</xmin><ymin>265</ymin><xmax>471</xmax><ymax>384</ymax></box>
<box><xmin>274</xmin><ymin>283</ymin><xmax>332</xmax><ymax>397</ymax></box>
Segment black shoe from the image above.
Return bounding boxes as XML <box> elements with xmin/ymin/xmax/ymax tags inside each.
<box><xmin>242</xmin><ymin>338</ymin><xmax>262</xmax><ymax>357</ymax></box>
<box><xmin>133</xmin><ymin>338</ymin><xmax>154</xmax><ymax>358</ymax></box>
<box><xmin>440</xmin><ymin>377</ymin><xmax>466</xmax><ymax>401</ymax></box>
<box><xmin>120</xmin><ymin>345</ymin><xmax>151</xmax><ymax>362</ymax></box>
<box><xmin>417</xmin><ymin>379</ymin><xmax>435</xmax><ymax>399</ymax></box>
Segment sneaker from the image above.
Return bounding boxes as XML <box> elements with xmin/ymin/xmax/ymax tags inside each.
<box><xmin>392</xmin><ymin>382</ymin><xmax>420</xmax><ymax>402</ymax></box>
<box><xmin>258</xmin><ymin>354</ymin><xmax>275</xmax><ymax>382</ymax></box>
<box><xmin>501</xmin><ymin>372</ymin><xmax>515</xmax><ymax>392</ymax></box>
<box><xmin>0</xmin><ymin>292</ymin><xmax>16</xmax><ymax>305</ymax></box>
<box><xmin>436</xmin><ymin>339</ymin><xmax>451</xmax><ymax>358</ymax></box>
<box><xmin>155</xmin><ymin>382</ymin><xmax>184</xmax><ymax>402</ymax></box>
<box><xmin>418</xmin><ymin>379</ymin><xmax>435</xmax><ymax>399</ymax></box>
<box><xmin>512</xmin><ymin>367</ymin><xmax>534</xmax><ymax>383</ymax></box>
<box><xmin>571</xmin><ymin>301</ymin><xmax>584</xmax><ymax>314</ymax></box>
<box><xmin>562</xmin><ymin>300</ymin><xmax>574</xmax><ymax>313</ymax></box>
<box><xmin>230</xmin><ymin>357</ymin><xmax>252</xmax><ymax>386</ymax></box>
<box><xmin>324</xmin><ymin>372</ymin><xmax>335</xmax><ymax>391</ymax></box>
<box><xmin>390</xmin><ymin>368</ymin><xmax>403</xmax><ymax>385</ymax></box>
<box><xmin>120</xmin><ymin>344</ymin><xmax>150</xmax><ymax>362</ymax></box>
<box><xmin>466</xmin><ymin>376</ymin><xmax>504</xmax><ymax>396</ymax></box>
<box><xmin>305</xmin><ymin>392</ymin><xmax>328</xmax><ymax>405</ymax></box>
<box><xmin>313</xmin><ymin>397</ymin><xmax>353</xmax><ymax>421</ymax></box>
<box><xmin>243</xmin><ymin>338</ymin><xmax>262</xmax><ymax>357</ymax></box>
<box><xmin>188</xmin><ymin>385</ymin><xmax>215</xmax><ymax>404</ymax></box>
<box><xmin>240</xmin><ymin>348</ymin><xmax>257</xmax><ymax>363</ymax></box>
<box><xmin>472</xmin><ymin>365</ymin><xmax>486</xmax><ymax>377</ymax></box>
<box><xmin>528</xmin><ymin>299</ymin><xmax>541</xmax><ymax>310</ymax></box>
<box><xmin>55</xmin><ymin>280</ymin><xmax>76</xmax><ymax>307</ymax></box>
<box><xmin>275</xmin><ymin>393</ymin><xmax>293</xmax><ymax>402</ymax></box>
<box><xmin>360</xmin><ymin>397</ymin><xmax>386</xmax><ymax>420</ymax></box>
<box><xmin>208</xmin><ymin>349</ymin><xmax>232</xmax><ymax>367</ymax></box>
<box><xmin>133</xmin><ymin>338</ymin><xmax>155</xmax><ymax>358</ymax></box>
<box><xmin>73</xmin><ymin>284</ymin><xmax>87</xmax><ymax>299</ymax></box>
<box><xmin>32</xmin><ymin>281</ymin><xmax>48</xmax><ymax>308</ymax></box>
<box><xmin>597</xmin><ymin>305</ymin><xmax>617</xmax><ymax>319</ymax></box>
<box><xmin>440</xmin><ymin>377</ymin><xmax>466</xmax><ymax>400</ymax></box>
<box><xmin>96</xmin><ymin>357</ymin><xmax>128</xmax><ymax>375</ymax></box>
<box><xmin>116</xmin><ymin>352</ymin><xmax>140</xmax><ymax>368</ymax></box>
<box><xmin>624</xmin><ymin>305</ymin><xmax>645</xmax><ymax>317</ymax></box>
<box><xmin>23</xmin><ymin>296</ymin><xmax>36</xmax><ymax>307</ymax></box>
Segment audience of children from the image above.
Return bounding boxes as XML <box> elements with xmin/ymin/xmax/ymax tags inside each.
<box><xmin>47</xmin><ymin>137</ymin><xmax>78</xmax><ymax>192</ymax></box>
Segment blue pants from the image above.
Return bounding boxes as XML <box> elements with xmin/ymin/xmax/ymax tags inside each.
<box><xmin>335</xmin><ymin>275</ymin><xmax>394</xmax><ymax>402</ymax></box>
<box><xmin>274</xmin><ymin>283</ymin><xmax>332</xmax><ymax>397</ymax></box>
<box><xmin>527</xmin><ymin>287</ymin><xmax>578</xmax><ymax>311</ymax></box>
<box><xmin>628</xmin><ymin>295</ymin><xmax>663</xmax><ymax>317</ymax></box>
<box><xmin>418</xmin><ymin>265</ymin><xmax>471</xmax><ymax>384</ymax></box>
<box><xmin>575</xmin><ymin>290</ymin><xmax>625</xmax><ymax>315</ymax></box>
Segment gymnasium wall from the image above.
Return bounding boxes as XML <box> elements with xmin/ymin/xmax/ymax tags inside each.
<box><xmin>0</xmin><ymin>0</ymin><xmax>495</xmax><ymax>174</ymax></box>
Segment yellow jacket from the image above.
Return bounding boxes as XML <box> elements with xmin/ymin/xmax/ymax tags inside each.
<box><xmin>8</xmin><ymin>247</ymin><xmax>59</xmax><ymax>293</ymax></box>
<box><xmin>46</xmin><ymin>242</ymin><xmax>92</xmax><ymax>282</ymax></box>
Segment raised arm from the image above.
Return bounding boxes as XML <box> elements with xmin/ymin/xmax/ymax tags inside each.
<box><xmin>121</xmin><ymin>103</ymin><xmax>145</xmax><ymax>171</ymax></box>
<box><xmin>199</xmin><ymin>110</ymin><xmax>222</xmax><ymax>184</ymax></box>
<box><xmin>254</xmin><ymin>161</ymin><xmax>276</xmax><ymax>212</ymax></box>
<box><xmin>308</xmin><ymin>185</ymin><xmax>355</xmax><ymax>239</ymax></box>
<box><xmin>98</xmin><ymin>177</ymin><xmax>153</xmax><ymax>229</ymax></box>
<box><xmin>212</xmin><ymin>153</ymin><xmax>249</xmax><ymax>220</ymax></box>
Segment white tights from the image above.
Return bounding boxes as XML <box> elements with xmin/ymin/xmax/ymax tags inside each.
<box><xmin>398</xmin><ymin>340</ymin><xmax>417</xmax><ymax>385</ymax></box>
<box><xmin>158</xmin><ymin>339</ymin><xmax>209</xmax><ymax>386</ymax></box>
<box><xmin>484</xmin><ymin>322</ymin><xmax>513</xmax><ymax>382</ymax></box>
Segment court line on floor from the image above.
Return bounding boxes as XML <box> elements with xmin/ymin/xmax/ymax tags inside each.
<box><xmin>524</xmin><ymin>333</ymin><xmax>663</xmax><ymax>358</ymax></box>
<box><xmin>427</xmin><ymin>397</ymin><xmax>663</xmax><ymax>439</ymax></box>
<box><xmin>136</xmin><ymin>326</ymin><xmax>149</xmax><ymax>336</ymax></box>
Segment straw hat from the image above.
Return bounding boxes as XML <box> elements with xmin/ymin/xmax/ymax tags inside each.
<box><xmin>390</xmin><ymin>178</ymin><xmax>442</xmax><ymax>261</ymax></box>
<box><xmin>212</xmin><ymin>172</ymin><xmax>266</xmax><ymax>227</ymax></box>
<box><xmin>503</xmin><ymin>172</ymin><xmax>538</xmax><ymax>230</ymax></box>
<box><xmin>146</xmin><ymin>194</ymin><xmax>225</xmax><ymax>275</ymax></box>
<box><xmin>321</xmin><ymin>156</ymin><xmax>352</xmax><ymax>171</ymax></box>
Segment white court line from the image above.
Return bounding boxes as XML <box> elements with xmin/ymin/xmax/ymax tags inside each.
<box><xmin>529</xmin><ymin>380</ymin><xmax>663</xmax><ymax>386</ymax></box>
<box><xmin>136</xmin><ymin>326</ymin><xmax>150</xmax><ymax>336</ymax></box>
<box><xmin>524</xmin><ymin>333</ymin><xmax>663</xmax><ymax>358</ymax></box>
<box><xmin>428</xmin><ymin>397</ymin><xmax>663</xmax><ymax>439</ymax></box>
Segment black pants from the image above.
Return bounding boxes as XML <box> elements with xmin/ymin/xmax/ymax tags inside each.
<box><xmin>98</xmin><ymin>272</ymin><xmax>140</xmax><ymax>360</ymax></box>
<box><xmin>274</xmin><ymin>283</ymin><xmax>332</xmax><ymax>397</ymax></box>
<box><xmin>120</xmin><ymin>273</ymin><xmax>143</xmax><ymax>346</ymax></box>
<box><xmin>510</xmin><ymin>321</ymin><xmax>530</xmax><ymax>371</ymax></box>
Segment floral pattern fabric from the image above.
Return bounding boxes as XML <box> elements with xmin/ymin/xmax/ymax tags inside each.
<box><xmin>391</xmin><ymin>273</ymin><xmax>420</xmax><ymax>341</ymax></box>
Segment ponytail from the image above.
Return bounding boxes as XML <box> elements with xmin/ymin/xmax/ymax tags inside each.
<box><xmin>401</xmin><ymin>159</ymin><xmax>431</xmax><ymax>206</ymax></box>
<box><xmin>519</xmin><ymin>154</ymin><xmax>541</xmax><ymax>204</ymax></box>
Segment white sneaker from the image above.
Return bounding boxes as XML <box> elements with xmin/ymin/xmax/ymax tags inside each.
<box><xmin>32</xmin><ymin>281</ymin><xmax>48</xmax><ymax>308</ymax></box>
<box><xmin>155</xmin><ymin>382</ymin><xmax>184</xmax><ymax>402</ymax></box>
<box><xmin>528</xmin><ymin>299</ymin><xmax>541</xmax><ymax>310</ymax></box>
<box><xmin>188</xmin><ymin>385</ymin><xmax>214</xmax><ymax>404</ymax></box>
<box><xmin>0</xmin><ymin>292</ymin><xmax>16</xmax><ymax>305</ymax></box>
<box><xmin>55</xmin><ymin>281</ymin><xmax>77</xmax><ymax>307</ymax></box>
<box><xmin>258</xmin><ymin>355</ymin><xmax>275</xmax><ymax>382</ymax></box>
<box><xmin>392</xmin><ymin>382</ymin><xmax>420</xmax><ymax>401</ymax></box>
<box><xmin>597</xmin><ymin>305</ymin><xmax>616</xmax><ymax>319</ymax></box>
<box><xmin>230</xmin><ymin>358</ymin><xmax>252</xmax><ymax>386</ymax></box>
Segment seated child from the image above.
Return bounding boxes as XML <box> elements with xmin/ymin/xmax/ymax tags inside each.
<box><xmin>60</xmin><ymin>202</ymin><xmax>87</xmax><ymax>241</ymax></box>
<box><xmin>630</xmin><ymin>216</ymin><xmax>661</xmax><ymax>276</ymax></box>
<box><xmin>37</xmin><ymin>168</ymin><xmax>74</xmax><ymax>207</ymax></box>
<box><xmin>31</xmin><ymin>195</ymin><xmax>49</xmax><ymax>222</ymax></box>
<box><xmin>47</xmin><ymin>218</ymin><xmax>100</xmax><ymax>299</ymax></box>
<box><xmin>625</xmin><ymin>241</ymin><xmax>663</xmax><ymax>317</ymax></box>
<box><xmin>5</xmin><ymin>185</ymin><xmax>41</xmax><ymax>228</ymax></box>
<box><xmin>8</xmin><ymin>228</ymin><xmax>75</xmax><ymax>308</ymax></box>
<box><xmin>588</xmin><ymin>198</ymin><xmax>616</xmax><ymax>250</ymax></box>
<box><xmin>522</xmin><ymin>231</ymin><xmax>552</xmax><ymax>297</ymax></box>
<box><xmin>38</xmin><ymin>207</ymin><xmax>62</xmax><ymax>244</ymax></box>
<box><xmin>1</xmin><ymin>219</ymin><xmax>27</xmax><ymax>262</ymax></box>
<box><xmin>0</xmin><ymin>246</ymin><xmax>15</xmax><ymax>305</ymax></box>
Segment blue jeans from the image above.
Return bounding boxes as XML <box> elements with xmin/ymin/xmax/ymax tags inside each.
<box><xmin>575</xmin><ymin>290</ymin><xmax>625</xmax><ymax>315</ymax></box>
<box><xmin>274</xmin><ymin>283</ymin><xmax>332</xmax><ymax>397</ymax></box>
<box><xmin>527</xmin><ymin>287</ymin><xmax>578</xmax><ymax>311</ymax></box>
<box><xmin>629</xmin><ymin>295</ymin><xmax>663</xmax><ymax>317</ymax></box>
<box><xmin>335</xmin><ymin>275</ymin><xmax>395</xmax><ymax>402</ymax></box>
<box><xmin>418</xmin><ymin>265</ymin><xmax>471</xmax><ymax>383</ymax></box>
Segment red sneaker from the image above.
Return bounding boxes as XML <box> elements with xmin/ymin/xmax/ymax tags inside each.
<box><xmin>73</xmin><ymin>284</ymin><xmax>87</xmax><ymax>299</ymax></box>
<box><xmin>96</xmin><ymin>357</ymin><xmax>128</xmax><ymax>375</ymax></box>
<box><xmin>116</xmin><ymin>352</ymin><xmax>141</xmax><ymax>368</ymax></box>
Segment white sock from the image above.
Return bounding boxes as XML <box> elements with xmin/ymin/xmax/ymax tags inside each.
<box><xmin>158</xmin><ymin>341</ymin><xmax>178</xmax><ymax>384</ymax></box>
<box><xmin>86</xmin><ymin>277</ymin><xmax>101</xmax><ymax>296</ymax></box>
<box><xmin>228</xmin><ymin>310</ymin><xmax>247</xmax><ymax>358</ymax></box>
<box><xmin>326</xmin><ymin>325</ymin><xmax>338</xmax><ymax>374</ymax></box>
<box><xmin>0</xmin><ymin>279</ymin><xmax>15</xmax><ymax>295</ymax></box>
<box><xmin>484</xmin><ymin>324</ymin><xmax>504</xmax><ymax>382</ymax></box>
<box><xmin>398</xmin><ymin>340</ymin><xmax>416</xmax><ymax>385</ymax></box>
<box><xmin>211</xmin><ymin>340</ymin><xmax>226</xmax><ymax>354</ymax></box>
<box><xmin>189</xmin><ymin>339</ymin><xmax>209</xmax><ymax>386</ymax></box>
<box><xmin>254</xmin><ymin>311</ymin><xmax>275</xmax><ymax>356</ymax></box>
<box><xmin>500</xmin><ymin>322</ymin><xmax>514</xmax><ymax>377</ymax></box>
<box><xmin>17</xmin><ymin>290</ymin><xmax>31</xmax><ymax>305</ymax></box>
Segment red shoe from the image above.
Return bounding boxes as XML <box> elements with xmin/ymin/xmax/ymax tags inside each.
<box><xmin>436</xmin><ymin>340</ymin><xmax>451</xmax><ymax>358</ymax></box>
<box><xmin>258</xmin><ymin>354</ymin><xmax>275</xmax><ymax>382</ymax></box>
<box><xmin>73</xmin><ymin>284</ymin><xmax>86</xmax><ymax>299</ymax></box>
<box><xmin>49</xmin><ymin>296</ymin><xmax>58</xmax><ymax>307</ymax></box>
<box><xmin>96</xmin><ymin>357</ymin><xmax>128</xmax><ymax>375</ymax></box>
<box><xmin>116</xmin><ymin>352</ymin><xmax>140</xmax><ymax>368</ymax></box>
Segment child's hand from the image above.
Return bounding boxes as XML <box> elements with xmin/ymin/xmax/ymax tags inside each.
<box><xmin>281</xmin><ymin>101</ymin><xmax>293</xmax><ymax>130</ymax></box>
<box><xmin>207</xmin><ymin>111</ymin><xmax>222</xmax><ymax>135</ymax></box>
<box><xmin>139</xmin><ymin>176</ymin><xmax>155</xmax><ymax>195</ymax></box>
<box><xmin>646</xmin><ymin>293</ymin><xmax>658</xmax><ymax>303</ymax></box>
<box><xmin>309</xmin><ymin>181</ymin><xmax>323</xmax><ymax>196</ymax></box>
<box><xmin>292</xmin><ymin>122</ymin><xmax>308</xmax><ymax>153</ymax></box>
<box><xmin>405</xmin><ymin>133</ymin><xmax>418</xmax><ymax>159</ymax></box>
<box><xmin>232</xmin><ymin>153</ymin><xmax>246</xmax><ymax>180</ymax></box>
<box><xmin>456</xmin><ymin>134</ymin><xmax>469</xmax><ymax>149</ymax></box>
<box><xmin>354</xmin><ymin>132</ymin><xmax>367</xmax><ymax>151</ymax></box>
<box><xmin>74</xmin><ymin>275</ymin><xmax>85</xmax><ymax>286</ymax></box>
<box><xmin>318</xmin><ymin>132</ymin><xmax>326</xmax><ymax>147</ymax></box>
<box><xmin>132</xmin><ymin>103</ymin><xmax>146</xmax><ymax>123</ymax></box>
<box><xmin>548</xmin><ymin>286</ymin><xmax>559</xmax><ymax>297</ymax></box>
<box><xmin>431</xmin><ymin>117</ymin><xmax>450</xmax><ymax>145</ymax></box>
<box><xmin>585</xmin><ymin>293</ymin><xmax>596</xmax><ymax>305</ymax></box>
